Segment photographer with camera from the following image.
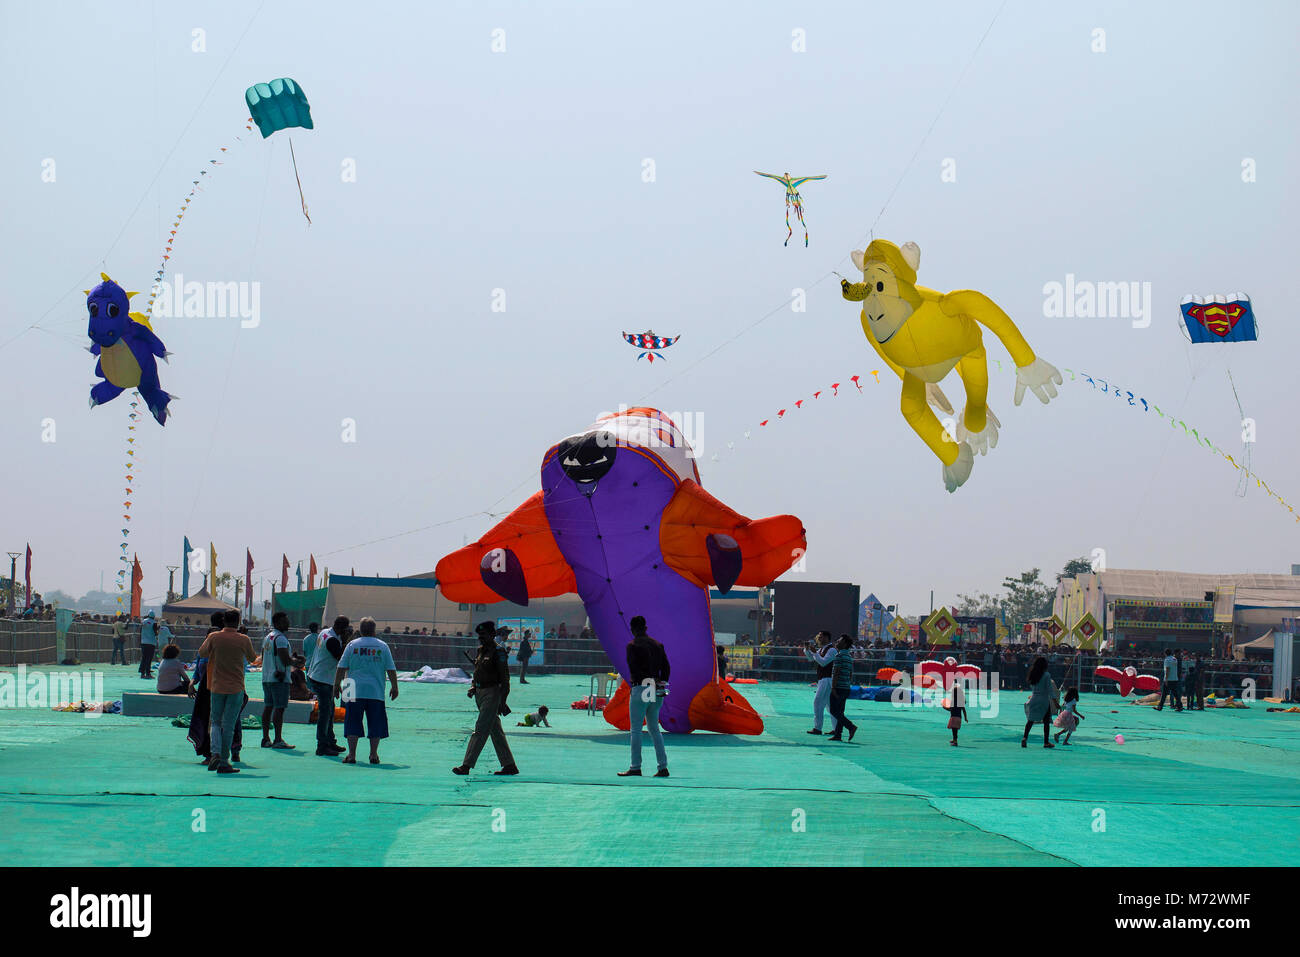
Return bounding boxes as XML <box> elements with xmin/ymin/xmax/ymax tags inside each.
<box><xmin>260</xmin><ymin>612</ymin><xmax>296</xmax><ymax>750</ymax></box>
<box><xmin>802</xmin><ymin>630</ymin><xmax>836</xmax><ymax>735</ymax></box>
<box><xmin>452</xmin><ymin>621</ymin><xmax>519</xmax><ymax>776</ymax></box>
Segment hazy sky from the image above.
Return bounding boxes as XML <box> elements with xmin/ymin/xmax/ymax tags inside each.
<box><xmin>3</xmin><ymin>0</ymin><xmax>1298</xmax><ymax>616</ymax></box>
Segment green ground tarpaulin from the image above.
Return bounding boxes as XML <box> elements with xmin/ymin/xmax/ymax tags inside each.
<box><xmin>1</xmin><ymin>666</ymin><xmax>1297</xmax><ymax>866</ymax></box>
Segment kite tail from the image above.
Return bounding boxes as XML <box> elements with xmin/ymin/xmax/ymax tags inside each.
<box><xmin>290</xmin><ymin>137</ymin><xmax>311</xmax><ymax>225</ymax></box>
<box><xmin>783</xmin><ymin>197</ymin><xmax>793</xmax><ymax>247</ymax></box>
<box><xmin>794</xmin><ymin>196</ymin><xmax>809</xmax><ymax>247</ymax></box>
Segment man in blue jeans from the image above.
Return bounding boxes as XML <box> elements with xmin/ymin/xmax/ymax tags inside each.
<box><xmin>197</xmin><ymin>610</ymin><xmax>258</xmax><ymax>773</ymax></box>
<box><xmin>620</xmin><ymin>615</ymin><xmax>670</xmax><ymax>778</ymax></box>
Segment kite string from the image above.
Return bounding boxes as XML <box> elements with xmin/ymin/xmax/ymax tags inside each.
<box><xmin>863</xmin><ymin>0</ymin><xmax>1008</xmax><ymax>244</ymax></box>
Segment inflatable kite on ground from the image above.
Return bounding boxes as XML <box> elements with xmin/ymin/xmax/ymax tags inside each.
<box><xmin>244</xmin><ymin>77</ymin><xmax>314</xmax><ymax>223</ymax></box>
<box><xmin>1180</xmin><ymin>294</ymin><xmax>1256</xmax><ymax>343</ymax></box>
<box><xmin>841</xmin><ymin>240</ymin><xmax>1062</xmax><ymax>492</ymax></box>
<box><xmin>86</xmin><ymin>273</ymin><xmax>171</xmax><ymax>425</ymax></box>
<box><xmin>917</xmin><ymin>656</ymin><xmax>982</xmax><ymax>690</ymax></box>
<box><xmin>753</xmin><ymin>171</ymin><xmax>826</xmax><ymax>247</ymax></box>
<box><xmin>436</xmin><ymin>407</ymin><xmax>806</xmax><ymax>735</ymax></box>
<box><xmin>1094</xmin><ymin>665</ymin><xmax>1161</xmax><ymax>697</ymax></box>
<box><xmin>622</xmin><ymin>330</ymin><xmax>680</xmax><ymax>363</ymax></box>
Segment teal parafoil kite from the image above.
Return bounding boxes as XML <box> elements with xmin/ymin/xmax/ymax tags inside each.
<box><xmin>245</xmin><ymin>78</ymin><xmax>313</xmax><ymax>139</ymax></box>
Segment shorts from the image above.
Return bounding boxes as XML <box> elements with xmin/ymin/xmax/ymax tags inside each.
<box><xmin>344</xmin><ymin>698</ymin><xmax>389</xmax><ymax>739</ymax></box>
<box><xmin>262</xmin><ymin>682</ymin><xmax>290</xmax><ymax>708</ymax></box>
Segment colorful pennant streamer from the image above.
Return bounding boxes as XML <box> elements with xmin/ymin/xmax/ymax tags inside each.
<box><xmin>742</xmin><ymin>364</ymin><xmax>1296</xmax><ymax>521</ymax></box>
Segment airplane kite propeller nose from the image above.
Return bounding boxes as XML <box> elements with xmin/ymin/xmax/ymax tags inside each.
<box><xmin>480</xmin><ymin>547</ymin><xmax>529</xmax><ymax>606</ymax></box>
<box><xmin>706</xmin><ymin>533</ymin><xmax>742</xmax><ymax>594</ymax></box>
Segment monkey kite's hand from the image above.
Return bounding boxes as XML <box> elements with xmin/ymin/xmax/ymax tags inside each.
<box><xmin>957</xmin><ymin>406</ymin><xmax>1001</xmax><ymax>456</ymax></box>
<box><xmin>925</xmin><ymin>382</ymin><xmax>955</xmax><ymax>417</ymax></box>
<box><xmin>943</xmin><ymin>444</ymin><xmax>974</xmax><ymax>494</ymax></box>
<box><xmin>1013</xmin><ymin>357</ymin><xmax>1063</xmax><ymax>406</ymax></box>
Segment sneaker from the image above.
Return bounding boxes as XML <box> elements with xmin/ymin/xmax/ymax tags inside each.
<box><xmin>230</xmin><ymin>752</ymin><xmax>241</xmax><ymax>763</ymax></box>
<box><xmin>260</xmin><ymin>738</ymin><xmax>272</xmax><ymax>748</ymax></box>
<box><xmin>847</xmin><ymin>726</ymin><xmax>857</xmax><ymax>742</ymax></box>
<box><xmin>617</xmin><ymin>768</ymin><xmax>642</xmax><ymax>777</ymax></box>
<box><xmin>207</xmin><ymin>758</ymin><xmax>220</xmax><ymax>770</ymax></box>
<box><xmin>1021</xmin><ymin>738</ymin><xmax>1027</xmax><ymax>748</ymax></box>
<box><xmin>1044</xmin><ymin>742</ymin><xmax>1055</xmax><ymax>748</ymax></box>
<box><xmin>271</xmin><ymin>740</ymin><xmax>295</xmax><ymax>749</ymax></box>
<box><xmin>654</xmin><ymin>768</ymin><xmax>670</xmax><ymax>778</ymax></box>
<box><xmin>806</xmin><ymin>729</ymin><xmax>822</xmax><ymax>735</ymax></box>
<box><xmin>216</xmin><ymin>764</ymin><xmax>240</xmax><ymax>774</ymax></box>
<box><xmin>950</xmin><ymin>740</ymin><xmax>958</xmax><ymax>746</ymax></box>
<box><xmin>316</xmin><ymin>747</ymin><xmax>339</xmax><ymax>756</ymax></box>
<box><xmin>452</xmin><ymin>765</ymin><xmax>470</xmax><ymax>775</ymax></box>
<box><xmin>494</xmin><ymin>765</ymin><xmax>519</xmax><ymax>775</ymax></box>
<box><xmin>827</xmin><ymin>735</ymin><xmax>842</xmax><ymax>742</ymax></box>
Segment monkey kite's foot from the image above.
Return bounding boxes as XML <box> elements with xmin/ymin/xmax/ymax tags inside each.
<box><xmin>957</xmin><ymin>406</ymin><xmax>1001</xmax><ymax>456</ymax></box>
<box><xmin>943</xmin><ymin>443</ymin><xmax>974</xmax><ymax>493</ymax></box>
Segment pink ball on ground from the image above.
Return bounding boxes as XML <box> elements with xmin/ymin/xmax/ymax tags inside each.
<box><xmin>1114</xmin><ymin>734</ymin><xmax>1125</xmax><ymax>745</ymax></box>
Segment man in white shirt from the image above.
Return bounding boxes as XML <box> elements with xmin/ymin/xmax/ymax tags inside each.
<box><xmin>260</xmin><ymin>612</ymin><xmax>296</xmax><ymax>748</ymax></box>
<box><xmin>308</xmin><ymin>616</ymin><xmax>349</xmax><ymax>756</ymax></box>
<box><xmin>1156</xmin><ymin>647</ymin><xmax>1183</xmax><ymax>712</ymax></box>
<box><xmin>334</xmin><ymin>616</ymin><xmax>398</xmax><ymax>765</ymax></box>
<box><xmin>803</xmin><ymin>631</ymin><xmax>836</xmax><ymax>734</ymax></box>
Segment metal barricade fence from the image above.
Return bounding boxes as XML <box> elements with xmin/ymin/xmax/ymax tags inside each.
<box><xmin>1</xmin><ymin>624</ymin><xmax>1283</xmax><ymax>698</ymax></box>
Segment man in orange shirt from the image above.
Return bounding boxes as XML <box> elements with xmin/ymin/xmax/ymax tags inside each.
<box><xmin>197</xmin><ymin>610</ymin><xmax>258</xmax><ymax>773</ymax></box>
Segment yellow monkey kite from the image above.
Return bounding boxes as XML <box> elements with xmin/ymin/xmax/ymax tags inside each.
<box><xmin>841</xmin><ymin>240</ymin><xmax>1062</xmax><ymax>492</ymax></box>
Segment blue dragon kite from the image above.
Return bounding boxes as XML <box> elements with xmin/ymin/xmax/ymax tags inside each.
<box><xmin>85</xmin><ymin>273</ymin><xmax>172</xmax><ymax>425</ymax></box>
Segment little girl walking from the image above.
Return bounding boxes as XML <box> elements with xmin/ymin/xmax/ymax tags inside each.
<box><xmin>1053</xmin><ymin>687</ymin><xmax>1085</xmax><ymax>744</ymax></box>
<box><xmin>945</xmin><ymin>684</ymin><xmax>968</xmax><ymax>746</ymax></box>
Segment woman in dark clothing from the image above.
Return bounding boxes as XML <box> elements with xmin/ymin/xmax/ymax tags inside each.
<box><xmin>827</xmin><ymin>636</ymin><xmax>858</xmax><ymax>742</ymax></box>
<box><xmin>1022</xmin><ymin>655</ymin><xmax>1061</xmax><ymax>749</ymax></box>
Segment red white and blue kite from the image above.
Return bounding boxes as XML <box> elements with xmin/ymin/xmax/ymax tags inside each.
<box><xmin>623</xmin><ymin>330</ymin><xmax>680</xmax><ymax>363</ymax></box>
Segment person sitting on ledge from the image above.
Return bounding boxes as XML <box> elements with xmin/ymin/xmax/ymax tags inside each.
<box><xmin>156</xmin><ymin>643</ymin><xmax>191</xmax><ymax>695</ymax></box>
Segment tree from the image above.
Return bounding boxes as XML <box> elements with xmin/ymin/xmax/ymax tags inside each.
<box><xmin>954</xmin><ymin>590</ymin><xmax>1002</xmax><ymax>618</ymax></box>
<box><xmin>43</xmin><ymin>589</ymin><xmax>76</xmax><ymax>607</ymax></box>
<box><xmin>1057</xmin><ymin>557</ymin><xmax>1092</xmax><ymax>582</ymax></box>
<box><xmin>1001</xmin><ymin>568</ymin><xmax>1054</xmax><ymax>636</ymax></box>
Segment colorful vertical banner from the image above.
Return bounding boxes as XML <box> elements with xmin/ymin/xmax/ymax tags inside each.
<box><xmin>209</xmin><ymin>542</ymin><xmax>218</xmax><ymax>599</ymax></box>
<box><xmin>308</xmin><ymin>554</ymin><xmax>317</xmax><ymax>591</ymax></box>
<box><xmin>245</xmin><ymin>549</ymin><xmax>254</xmax><ymax>612</ymax></box>
<box><xmin>23</xmin><ymin>544</ymin><xmax>31</xmax><ymax>610</ymax></box>
<box><xmin>281</xmin><ymin>554</ymin><xmax>290</xmax><ymax>593</ymax></box>
<box><xmin>182</xmin><ymin>536</ymin><xmax>192</xmax><ymax>598</ymax></box>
